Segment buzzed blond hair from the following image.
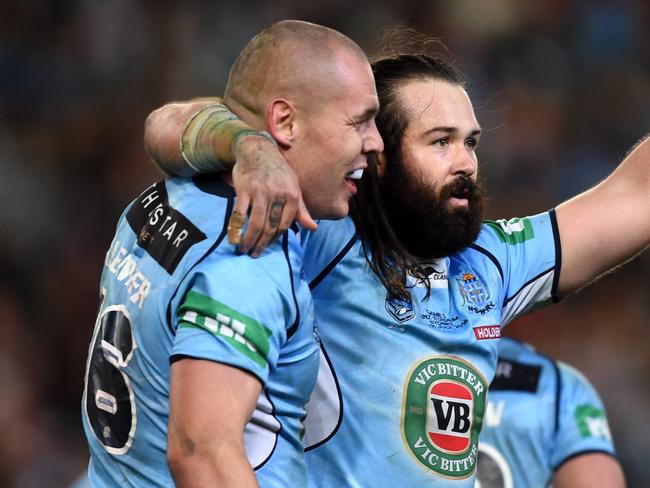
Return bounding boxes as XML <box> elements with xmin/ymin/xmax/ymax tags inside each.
<box><xmin>224</xmin><ymin>20</ymin><xmax>368</xmax><ymax>121</ymax></box>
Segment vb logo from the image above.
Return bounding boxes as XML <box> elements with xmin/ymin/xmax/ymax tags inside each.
<box><xmin>427</xmin><ymin>381</ymin><xmax>472</xmax><ymax>452</ymax></box>
<box><xmin>402</xmin><ymin>356</ymin><xmax>487</xmax><ymax>478</ymax></box>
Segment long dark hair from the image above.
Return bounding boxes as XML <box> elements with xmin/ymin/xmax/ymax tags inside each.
<box><xmin>350</xmin><ymin>53</ymin><xmax>464</xmax><ymax>301</ymax></box>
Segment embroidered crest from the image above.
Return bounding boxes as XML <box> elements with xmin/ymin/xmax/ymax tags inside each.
<box><xmin>457</xmin><ymin>273</ymin><xmax>495</xmax><ymax>315</ymax></box>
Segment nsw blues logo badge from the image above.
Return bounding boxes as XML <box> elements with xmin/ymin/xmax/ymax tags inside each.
<box><xmin>385</xmin><ymin>292</ymin><xmax>415</xmax><ymax>323</ymax></box>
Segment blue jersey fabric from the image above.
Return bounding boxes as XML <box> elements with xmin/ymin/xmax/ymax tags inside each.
<box><xmin>82</xmin><ymin>176</ymin><xmax>318</xmax><ymax>487</ymax></box>
<box><xmin>301</xmin><ymin>212</ymin><xmax>560</xmax><ymax>487</ymax></box>
<box><xmin>476</xmin><ymin>337</ymin><xmax>616</xmax><ymax>488</ymax></box>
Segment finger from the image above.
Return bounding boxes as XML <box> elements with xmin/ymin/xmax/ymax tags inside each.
<box><xmin>251</xmin><ymin>200</ymin><xmax>285</xmax><ymax>257</ymax></box>
<box><xmin>227</xmin><ymin>193</ymin><xmax>251</xmax><ymax>246</ymax></box>
<box><xmin>227</xmin><ymin>211</ymin><xmax>246</xmax><ymax>246</ymax></box>
<box><xmin>231</xmin><ymin>192</ymin><xmax>251</xmax><ymax>230</ymax></box>
<box><xmin>277</xmin><ymin>198</ymin><xmax>297</xmax><ymax>235</ymax></box>
<box><xmin>295</xmin><ymin>195</ymin><xmax>318</xmax><ymax>231</ymax></box>
<box><xmin>240</xmin><ymin>195</ymin><xmax>268</xmax><ymax>255</ymax></box>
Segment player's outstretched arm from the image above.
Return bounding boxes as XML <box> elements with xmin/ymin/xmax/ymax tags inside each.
<box><xmin>556</xmin><ymin>134</ymin><xmax>650</xmax><ymax>296</ymax></box>
<box><xmin>553</xmin><ymin>453</ymin><xmax>626</xmax><ymax>488</ymax></box>
<box><xmin>168</xmin><ymin>358</ymin><xmax>261</xmax><ymax>488</ymax></box>
<box><xmin>144</xmin><ymin>99</ymin><xmax>316</xmax><ymax>256</ymax></box>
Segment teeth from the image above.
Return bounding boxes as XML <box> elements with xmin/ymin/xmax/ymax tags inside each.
<box><xmin>346</xmin><ymin>168</ymin><xmax>364</xmax><ymax>180</ymax></box>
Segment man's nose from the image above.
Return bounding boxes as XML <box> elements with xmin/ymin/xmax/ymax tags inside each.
<box><xmin>363</xmin><ymin>120</ymin><xmax>384</xmax><ymax>154</ymax></box>
<box><xmin>452</xmin><ymin>144</ymin><xmax>477</xmax><ymax>178</ymax></box>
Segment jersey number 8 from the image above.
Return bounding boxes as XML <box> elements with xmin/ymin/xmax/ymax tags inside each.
<box><xmin>83</xmin><ymin>304</ymin><xmax>138</xmax><ymax>455</ymax></box>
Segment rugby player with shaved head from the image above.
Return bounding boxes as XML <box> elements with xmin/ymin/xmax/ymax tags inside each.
<box><xmin>143</xmin><ymin>44</ymin><xmax>648</xmax><ymax>487</ymax></box>
<box><xmin>81</xmin><ymin>20</ymin><xmax>382</xmax><ymax>488</ymax></box>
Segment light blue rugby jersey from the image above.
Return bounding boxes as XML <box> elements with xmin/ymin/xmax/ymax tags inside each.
<box><xmin>476</xmin><ymin>337</ymin><xmax>616</xmax><ymax>488</ymax></box>
<box><xmin>82</xmin><ymin>176</ymin><xmax>319</xmax><ymax>488</ymax></box>
<box><xmin>301</xmin><ymin>212</ymin><xmax>560</xmax><ymax>487</ymax></box>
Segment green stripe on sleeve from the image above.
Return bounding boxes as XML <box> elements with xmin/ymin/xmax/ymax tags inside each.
<box><xmin>177</xmin><ymin>290</ymin><xmax>272</xmax><ymax>368</ymax></box>
<box><xmin>575</xmin><ymin>404</ymin><xmax>609</xmax><ymax>439</ymax></box>
<box><xmin>485</xmin><ymin>217</ymin><xmax>535</xmax><ymax>245</ymax></box>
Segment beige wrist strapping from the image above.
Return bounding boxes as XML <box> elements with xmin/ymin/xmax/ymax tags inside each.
<box><xmin>180</xmin><ymin>104</ymin><xmax>276</xmax><ymax>173</ymax></box>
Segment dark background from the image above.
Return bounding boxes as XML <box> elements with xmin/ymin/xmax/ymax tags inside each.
<box><xmin>0</xmin><ymin>1</ymin><xmax>648</xmax><ymax>486</ymax></box>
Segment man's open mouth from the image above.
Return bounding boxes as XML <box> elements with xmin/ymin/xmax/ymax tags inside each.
<box><xmin>345</xmin><ymin>168</ymin><xmax>364</xmax><ymax>180</ymax></box>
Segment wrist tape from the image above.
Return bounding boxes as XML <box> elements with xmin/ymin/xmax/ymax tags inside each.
<box><xmin>180</xmin><ymin>105</ymin><xmax>276</xmax><ymax>173</ymax></box>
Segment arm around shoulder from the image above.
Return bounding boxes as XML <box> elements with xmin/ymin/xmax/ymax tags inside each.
<box><xmin>144</xmin><ymin>97</ymin><xmax>225</xmax><ymax>177</ymax></box>
<box><xmin>143</xmin><ymin>96</ymin><xmax>316</xmax><ymax>255</ymax></box>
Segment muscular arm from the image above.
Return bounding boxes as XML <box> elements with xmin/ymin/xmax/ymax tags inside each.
<box><xmin>144</xmin><ymin>100</ymin><xmax>316</xmax><ymax>255</ymax></box>
<box><xmin>556</xmin><ymin>135</ymin><xmax>650</xmax><ymax>296</ymax></box>
<box><xmin>553</xmin><ymin>453</ymin><xmax>626</xmax><ymax>488</ymax></box>
<box><xmin>145</xmin><ymin>97</ymin><xmax>227</xmax><ymax>176</ymax></box>
<box><xmin>167</xmin><ymin>358</ymin><xmax>262</xmax><ymax>488</ymax></box>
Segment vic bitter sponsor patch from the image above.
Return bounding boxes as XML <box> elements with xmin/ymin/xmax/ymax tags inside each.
<box><xmin>402</xmin><ymin>356</ymin><xmax>487</xmax><ymax>479</ymax></box>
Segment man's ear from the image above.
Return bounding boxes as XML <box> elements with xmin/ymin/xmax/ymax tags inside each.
<box><xmin>376</xmin><ymin>152</ymin><xmax>387</xmax><ymax>177</ymax></box>
<box><xmin>266</xmin><ymin>99</ymin><xmax>296</xmax><ymax>147</ymax></box>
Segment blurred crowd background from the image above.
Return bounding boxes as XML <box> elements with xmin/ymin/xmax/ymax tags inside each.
<box><xmin>0</xmin><ymin>0</ymin><xmax>648</xmax><ymax>486</ymax></box>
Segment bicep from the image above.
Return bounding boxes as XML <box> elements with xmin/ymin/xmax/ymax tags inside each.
<box><xmin>556</xmin><ymin>138</ymin><xmax>650</xmax><ymax>296</ymax></box>
<box><xmin>169</xmin><ymin>358</ymin><xmax>262</xmax><ymax>455</ymax></box>
<box><xmin>556</xmin><ymin>181</ymin><xmax>649</xmax><ymax>296</ymax></box>
<box><xmin>553</xmin><ymin>453</ymin><xmax>625</xmax><ymax>488</ymax></box>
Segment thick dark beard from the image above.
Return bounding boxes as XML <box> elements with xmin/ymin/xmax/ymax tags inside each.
<box><xmin>379</xmin><ymin>156</ymin><xmax>484</xmax><ymax>259</ymax></box>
